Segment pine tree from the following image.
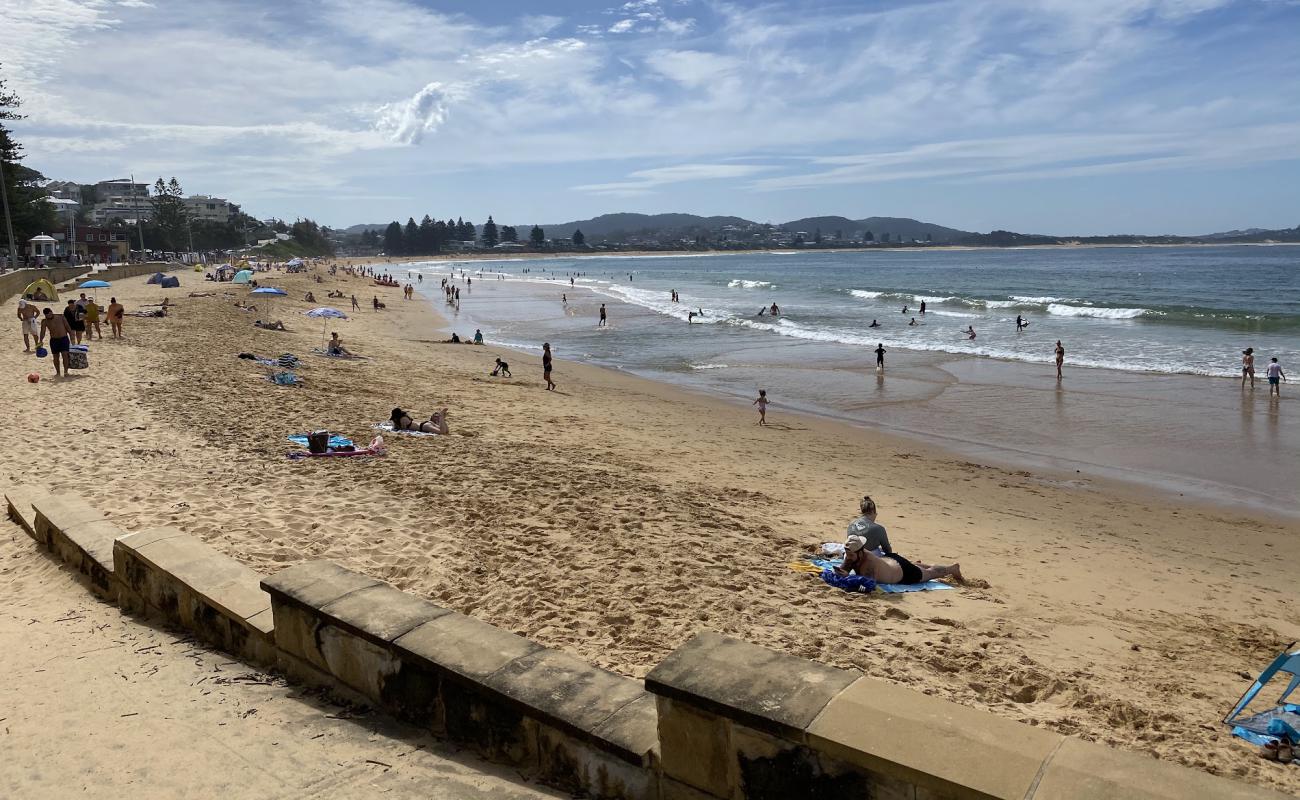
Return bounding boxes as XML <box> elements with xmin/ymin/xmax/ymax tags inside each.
<box><xmin>500</xmin><ymin>225</ymin><xmax>517</xmax><ymax>243</ymax></box>
<box><xmin>863</xmin><ymin>230</ymin><xmax>874</xmax><ymax>242</ymax></box>
<box><xmin>403</xmin><ymin>217</ymin><xmax>418</xmax><ymax>255</ymax></box>
<box><xmin>481</xmin><ymin>215</ymin><xmax>499</xmax><ymax>248</ymax></box>
<box><xmin>529</xmin><ymin>225</ymin><xmax>545</xmax><ymax>247</ymax></box>
<box><xmin>150</xmin><ymin>176</ymin><xmax>188</xmax><ymax>250</ymax></box>
<box><xmin>572</xmin><ymin>228</ymin><xmax>585</xmax><ymax>246</ymax></box>
<box><xmin>419</xmin><ymin>214</ymin><xmax>436</xmax><ymax>254</ymax></box>
<box><xmin>383</xmin><ymin>221</ymin><xmax>403</xmax><ymax>254</ymax></box>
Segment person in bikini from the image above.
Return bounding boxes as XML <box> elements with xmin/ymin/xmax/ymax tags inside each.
<box><xmin>1242</xmin><ymin>348</ymin><xmax>1255</xmax><ymax>388</ymax></box>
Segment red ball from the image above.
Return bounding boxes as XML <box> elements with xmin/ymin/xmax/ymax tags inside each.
<box><xmin>27</xmin><ymin>373</ymin><xmax>40</xmax><ymax>383</ymax></box>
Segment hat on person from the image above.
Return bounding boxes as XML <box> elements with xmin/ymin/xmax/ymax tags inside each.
<box><xmin>1244</xmin><ymin>348</ymin><xmax>1253</xmax><ymax>354</ymax></box>
<box><xmin>845</xmin><ymin>535</ymin><xmax>868</xmax><ymax>553</ymax></box>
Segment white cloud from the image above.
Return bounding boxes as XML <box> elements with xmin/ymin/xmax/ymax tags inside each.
<box><xmin>373</xmin><ymin>83</ymin><xmax>460</xmax><ymax>145</ymax></box>
<box><xmin>574</xmin><ymin>163</ymin><xmax>772</xmax><ymax>195</ymax></box>
<box><xmin>608</xmin><ymin>18</ymin><xmax>636</xmax><ymax>33</ymax></box>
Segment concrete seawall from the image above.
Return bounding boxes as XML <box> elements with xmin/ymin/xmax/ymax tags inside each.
<box><xmin>2</xmin><ymin>488</ymin><xmax>1285</xmax><ymax>800</ymax></box>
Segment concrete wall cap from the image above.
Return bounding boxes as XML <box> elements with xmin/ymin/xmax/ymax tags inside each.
<box><xmin>483</xmin><ymin>647</ymin><xmax>654</xmax><ymax>764</ymax></box>
<box><xmin>260</xmin><ymin>560</ymin><xmax>382</xmax><ymax>610</ymax></box>
<box><xmin>807</xmin><ymin>675</ymin><xmax>1063</xmax><ymax>799</ymax></box>
<box><xmin>1029</xmin><ymin>736</ymin><xmax>1296</xmax><ymax>800</ymax></box>
<box><xmin>395</xmin><ymin>612</ymin><xmax>542</xmax><ymax>682</ymax></box>
<box><xmin>646</xmin><ymin>631</ymin><xmax>859</xmax><ymax>741</ymax></box>
<box><xmin>318</xmin><ymin>583</ymin><xmax>451</xmax><ymax>643</ymax></box>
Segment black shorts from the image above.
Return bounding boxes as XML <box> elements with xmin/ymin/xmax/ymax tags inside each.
<box><xmin>50</xmin><ymin>335</ymin><xmax>71</xmax><ymax>354</ymax></box>
<box><xmin>887</xmin><ymin>553</ymin><xmax>924</xmax><ymax>585</ymax></box>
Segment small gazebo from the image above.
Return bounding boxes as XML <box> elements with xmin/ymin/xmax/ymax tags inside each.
<box><xmin>28</xmin><ymin>234</ymin><xmax>58</xmax><ymax>262</ymax></box>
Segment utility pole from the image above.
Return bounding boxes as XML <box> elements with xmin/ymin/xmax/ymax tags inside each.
<box><xmin>0</xmin><ymin>156</ymin><xmax>18</xmax><ymax>271</ymax></box>
<box><xmin>131</xmin><ymin>173</ymin><xmax>145</xmax><ymax>257</ymax></box>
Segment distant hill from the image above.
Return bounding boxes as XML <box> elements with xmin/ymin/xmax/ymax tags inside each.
<box><xmin>524</xmin><ymin>212</ymin><xmax>969</xmax><ymax>243</ymax></box>
<box><xmin>780</xmin><ymin>216</ymin><xmax>969</xmax><ymax>243</ymax></box>
<box><xmin>344</xmin><ymin>223</ymin><xmax>390</xmax><ymax>235</ymax></box>
<box><xmin>533</xmin><ymin>213</ymin><xmax>755</xmax><ymax>241</ymax></box>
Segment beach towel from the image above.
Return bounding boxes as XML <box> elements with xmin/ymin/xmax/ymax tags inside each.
<box><xmin>287</xmin><ymin>433</ymin><xmax>354</xmax><ymax>449</ymax></box>
<box><xmin>287</xmin><ymin>435</ymin><xmax>386</xmax><ymax>460</ymax></box>
<box><xmin>268</xmin><ymin>371</ymin><xmax>301</xmax><ymax>386</ymax></box>
<box><xmin>311</xmin><ymin>348</ymin><xmax>367</xmax><ymax>360</ymax></box>
<box><xmin>795</xmin><ymin>558</ymin><xmax>955</xmax><ymax>593</ymax></box>
<box><xmin>277</xmin><ymin>353</ymin><xmax>300</xmax><ymax>368</ymax></box>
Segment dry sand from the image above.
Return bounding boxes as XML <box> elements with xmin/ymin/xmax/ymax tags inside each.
<box><xmin>0</xmin><ymin>523</ymin><xmax>562</xmax><ymax>799</ymax></box>
<box><xmin>3</xmin><ymin>264</ymin><xmax>1299</xmax><ymax>795</ymax></box>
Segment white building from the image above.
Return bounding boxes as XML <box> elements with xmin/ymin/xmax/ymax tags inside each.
<box><xmin>184</xmin><ymin>195</ymin><xmax>236</xmax><ymax>223</ymax></box>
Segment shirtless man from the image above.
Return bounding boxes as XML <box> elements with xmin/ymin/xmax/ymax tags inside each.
<box><xmin>37</xmin><ymin>307</ymin><xmax>74</xmax><ymax>376</ymax></box>
<box><xmin>836</xmin><ymin>536</ymin><xmax>962</xmax><ymax>585</ymax></box>
<box><xmin>1055</xmin><ymin>340</ymin><xmax>1065</xmax><ymax>380</ymax></box>
<box><xmin>17</xmin><ymin>299</ymin><xmax>40</xmax><ymax>351</ymax></box>
<box><xmin>1242</xmin><ymin>348</ymin><xmax>1255</xmax><ymax>388</ymax></box>
<box><xmin>107</xmin><ymin>297</ymin><xmax>124</xmax><ymax>338</ymax></box>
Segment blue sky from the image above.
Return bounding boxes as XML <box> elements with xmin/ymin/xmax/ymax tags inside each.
<box><xmin>2</xmin><ymin>0</ymin><xmax>1299</xmax><ymax>234</ymax></box>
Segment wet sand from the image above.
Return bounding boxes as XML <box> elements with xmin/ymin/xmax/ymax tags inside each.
<box><xmin>2</xmin><ymin>265</ymin><xmax>1298</xmax><ymax>794</ymax></box>
<box><xmin>449</xmin><ymin>276</ymin><xmax>1299</xmax><ymax>515</ymax></box>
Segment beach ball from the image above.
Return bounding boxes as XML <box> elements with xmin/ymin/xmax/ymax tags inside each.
<box><xmin>35</xmin><ymin>346</ymin><xmax>48</xmax><ymax>358</ymax></box>
<box><xmin>27</xmin><ymin>373</ymin><xmax>40</xmax><ymax>383</ymax></box>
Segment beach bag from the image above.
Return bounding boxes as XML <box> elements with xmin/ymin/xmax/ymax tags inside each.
<box><xmin>68</xmin><ymin>345</ymin><xmax>89</xmax><ymax>370</ymax></box>
<box><xmin>307</xmin><ymin>430</ymin><xmax>330</xmax><ymax>454</ymax></box>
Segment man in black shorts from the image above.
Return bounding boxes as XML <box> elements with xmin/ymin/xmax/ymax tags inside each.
<box><xmin>836</xmin><ymin>534</ymin><xmax>963</xmax><ymax>585</ymax></box>
<box><xmin>64</xmin><ymin>298</ymin><xmax>86</xmax><ymax>344</ymax></box>
<box><xmin>39</xmin><ymin>308</ymin><xmax>74</xmax><ymax>376</ymax></box>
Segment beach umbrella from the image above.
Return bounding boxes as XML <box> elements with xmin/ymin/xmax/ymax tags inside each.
<box><xmin>305</xmin><ymin>306</ymin><xmax>348</xmax><ymax>348</ymax></box>
<box><xmin>79</xmin><ymin>279</ymin><xmax>111</xmax><ymax>288</ymax></box>
<box><xmin>233</xmin><ymin>269</ymin><xmax>254</xmax><ymax>284</ymax></box>
<box><xmin>251</xmin><ymin>286</ymin><xmax>288</xmax><ymax>316</ymax></box>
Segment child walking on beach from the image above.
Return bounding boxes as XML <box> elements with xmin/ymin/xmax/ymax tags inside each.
<box><xmin>753</xmin><ymin>389</ymin><xmax>769</xmax><ymax>425</ymax></box>
<box><xmin>1266</xmin><ymin>358</ymin><xmax>1285</xmax><ymax>398</ymax></box>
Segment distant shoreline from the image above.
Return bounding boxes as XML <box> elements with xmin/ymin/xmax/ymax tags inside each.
<box><xmin>340</xmin><ymin>239</ymin><xmax>1300</xmax><ymax>266</ymax></box>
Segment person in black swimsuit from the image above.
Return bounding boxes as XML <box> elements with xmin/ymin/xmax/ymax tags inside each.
<box><xmin>542</xmin><ymin>342</ymin><xmax>555</xmax><ymax>391</ymax></box>
<box><xmin>875</xmin><ymin>343</ymin><xmax>886</xmax><ymax>370</ymax></box>
<box><xmin>837</xmin><ymin>536</ymin><xmax>963</xmax><ymax>585</ymax></box>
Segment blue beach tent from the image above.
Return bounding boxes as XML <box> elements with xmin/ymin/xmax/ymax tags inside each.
<box><xmin>146</xmin><ymin>271</ymin><xmax>166</xmax><ymax>285</ymax></box>
<box><xmin>1224</xmin><ymin>642</ymin><xmax>1300</xmax><ymax>745</ymax></box>
<box><xmin>160</xmin><ymin>276</ymin><xmax>180</xmax><ymax>288</ymax></box>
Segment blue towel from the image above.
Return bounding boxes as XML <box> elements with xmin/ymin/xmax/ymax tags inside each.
<box><xmin>287</xmin><ymin>433</ymin><xmax>353</xmax><ymax>449</ymax></box>
<box><xmin>811</xmin><ymin>558</ymin><xmax>953</xmax><ymax>593</ymax></box>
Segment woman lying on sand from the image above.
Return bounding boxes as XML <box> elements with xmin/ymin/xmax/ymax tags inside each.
<box><xmin>389</xmin><ymin>407</ymin><xmax>450</xmax><ymax>435</ymax></box>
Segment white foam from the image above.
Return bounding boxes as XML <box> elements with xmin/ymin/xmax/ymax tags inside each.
<box><xmin>690</xmin><ymin>363</ymin><xmax>729</xmax><ymax>370</ymax></box>
<box><xmin>927</xmin><ymin>309</ymin><xmax>981</xmax><ymax>318</ymax></box>
<box><xmin>1009</xmin><ymin>295</ymin><xmax>1071</xmax><ymax>305</ymax></box>
<box><xmin>1047</xmin><ymin>303</ymin><xmax>1148</xmax><ymax>319</ymax></box>
<box><xmin>728</xmin><ymin>279</ymin><xmax>775</xmax><ymax>289</ymax></box>
<box><xmin>849</xmin><ymin>289</ymin><xmax>884</xmax><ymax>299</ymax></box>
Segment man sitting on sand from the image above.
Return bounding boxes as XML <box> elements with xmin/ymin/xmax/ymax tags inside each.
<box><xmin>835</xmin><ymin>537</ymin><xmax>963</xmax><ymax>585</ymax></box>
<box><xmin>255</xmin><ymin>319</ymin><xmax>287</xmax><ymax>331</ymax></box>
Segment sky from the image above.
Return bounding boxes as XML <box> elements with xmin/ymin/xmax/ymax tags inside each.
<box><xmin>2</xmin><ymin>0</ymin><xmax>1299</xmax><ymax>235</ymax></box>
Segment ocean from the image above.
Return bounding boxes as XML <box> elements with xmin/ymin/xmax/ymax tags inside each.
<box><xmin>406</xmin><ymin>245</ymin><xmax>1300</xmax><ymax>510</ymax></box>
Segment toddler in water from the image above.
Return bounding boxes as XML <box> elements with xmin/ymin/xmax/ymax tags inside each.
<box><xmin>753</xmin><ymin>389</ymin><xmax>769</xmax><ymax>425</ymax></box>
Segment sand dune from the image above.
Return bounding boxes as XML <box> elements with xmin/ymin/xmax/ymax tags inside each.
<box><xmin>3</xmin><ymin>264</ymin><xmax>1297</xmax><ymax>794</ymax></box>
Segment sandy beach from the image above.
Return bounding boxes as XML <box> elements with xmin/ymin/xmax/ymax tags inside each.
<box><xmin>3</xmin><ymin>264</ymin><xmax>1299</xmax><ymax>795</ymax></box>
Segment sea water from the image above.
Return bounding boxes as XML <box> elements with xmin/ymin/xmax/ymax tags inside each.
<box><xmin>410</xmin><ymin>246</ymin><xmax>1300</xmax><ymax>510</ymax></box>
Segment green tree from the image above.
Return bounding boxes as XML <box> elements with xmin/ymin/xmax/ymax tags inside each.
<box><xmin>383</xmin><ymin>220</ymin><xmax>403</xmax><ymax>254</ymax></box>
<box><xmin>572</xmin><ymin>228</ymin><xmax>585</xmax><ymax>246</ymax></box>
<box><xmin>418</xmin><ymin>214</ymin><xmax>436</xmax><ymax>254</ymax></box>
<box><xmin>813</xmin><ymin>228</ymin><xmax>823</xmax><ymax>245</ymax></box>
<box><xmin>500</xmin><ymin>225</ymin><xmax>517</xmax><ymax>243</ymax></box>
<box><xmin>403</xmin><ymin>217</ymin><xmax>418</xmax><ymax>255</ymax></box>
<box><xmin>481</xmin><ymin>215</ymin><xmax>499</xmax><ymax>248</ymax></box>
<box><xmin>1</xmin><ymin>71</ymin><xmax>58</xmax><ymax>265</ymax></box>
<box><xmin>529</xmin><ymin>225</ymin><xmax>545</xmax><ymax>247</ymax></box>
<box><xmin>150</xmin><ymin>176</ymin><xmax>189</xmax><ymax>251</ymax></box>
<box><xmin>863</xmin><ymin>230</ymin><xmax>874</xmax><ymax>242</ymax></box>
